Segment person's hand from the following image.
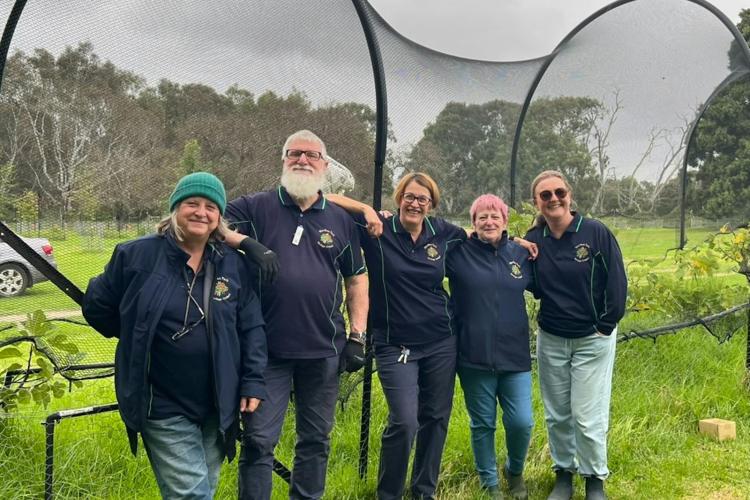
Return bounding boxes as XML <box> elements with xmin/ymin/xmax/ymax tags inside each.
<box><xmin>379</xmin><ymin>210</ymin><xmax>393</xmax><ymax>218</ymax></box>
<box><xmin>514</xmin><ymin>237</ymin><xmax>538</xmax><ymax>260</ymax></box>
<box><xmin>223</xmin><ymin>229</ymin><xmax>246</xmax><ymax>249</ymax></box>
<box><xmin>239</xmin><ymin>237</ymin><xmax>280</xmax><ymax>284</ymax></box>
<box><xmin>364</xmin><ymin>207</ymin><xmax>383</xmax><ymax>238</ymax></box>
<box><xmin>240</xmin><ymin>397</ymin><xmax>261</xmax><ymax>413</ymax></box>
<box><xmin>339</xmin><ymin>332</ymin><xmax>366</xmax><ymax>373</ymax></box>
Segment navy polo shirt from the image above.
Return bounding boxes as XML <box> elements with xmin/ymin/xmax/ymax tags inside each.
<box><xmin>226</xmin><ymin>187</ymin><xmax>365</xmax><ymax>359</ymax></box>
<box><xmin>524</xmin><ymin>213</ymin><xmax>627</xmax><ymax>338</ymax></box>
<box><xmin>446</xmin><ymin>232</ymin><xmax>533</xmax><ymax>372</ymax></box>
<box><xmin>148</xmin><ymin>258</ymin><xmax>213</xmax><ymax>423</ymax></box>
<box><xmin>354</xmin><ymin>212</ymin><xmax>466</xmax><ymax>346</ymax></box>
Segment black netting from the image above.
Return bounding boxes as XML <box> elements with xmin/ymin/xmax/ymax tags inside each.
<box><xmin>1</xmin><ymin>2</ymin><xmax>749</xmax><ymax>495</ymax></box>
<box><xmin>514</xmin><ymin>0</ymin><xmax>750</xmax><ymax>250</ymax></box>
<box><xmin>0</xmin><ymin>0</ymin><xmax>379</xmax><ymax>345</ymax></box>
<box><xmin>2</xmin><ymin>0</ymin><xmax>748</xmax><ymax>362</ymax></box>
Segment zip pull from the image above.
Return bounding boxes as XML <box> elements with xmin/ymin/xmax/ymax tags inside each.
<box><xmin>397</xmin><ymin>345</ymin><xmax>410</xmax><ymax>364</ymax></box>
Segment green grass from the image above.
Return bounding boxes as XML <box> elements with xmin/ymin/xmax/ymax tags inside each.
<box><xmin>2</xmin><ymin>327</ymin><xmax>749</xmax><ymax>499</ymax></box>
<box><xmin>2</xmin><ymin>225</ymin><xmax>750</xmax><ymax>498</ymax></box>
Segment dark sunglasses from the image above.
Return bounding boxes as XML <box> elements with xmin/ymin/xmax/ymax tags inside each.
<box><xmin>538</xmin><ymin>188</ymin><xmax>568</xmax><ymax>202</ymax></box>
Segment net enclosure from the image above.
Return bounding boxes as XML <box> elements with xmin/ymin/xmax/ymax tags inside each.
<box><xmin>0</xmin><ymin>0</ymin><xmax>749</xmax><ymax>493</ymax></box>
<box><xmin>1</xmin><ymin>0</ymin><xmax>748</xmax><ymax>307</ymax></box>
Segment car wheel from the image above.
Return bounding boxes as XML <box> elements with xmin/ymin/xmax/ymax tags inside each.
<box><xmin>0</xmin><ymin>263</ymin><xmax>29</xmax><ymax>297</ymax></box>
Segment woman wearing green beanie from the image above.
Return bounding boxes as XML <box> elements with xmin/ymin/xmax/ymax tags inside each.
<box><xmin>83</xmin><ymin>171</ymin><xmax>269</xmax><ymax>499</ymax></box>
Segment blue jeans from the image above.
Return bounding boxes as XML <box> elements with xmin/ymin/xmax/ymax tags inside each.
<box><xmin>239</xmin><ymin>356</ymin><xmax>340</xmax><ymax>500</ymax></box>
<box><xmin>141</xmin><ymin>414</ymin><xmax>224</xmax><ymax>500</ymax></box>
<box><xmin>537</xmin><ymin>329</ymin><xmax>617</xmax><ymax>479</ymax></box>
<box><xmin>457</xmin><ymin>367</ymin><xmax>533</xmax><ymax>488</ymax></box>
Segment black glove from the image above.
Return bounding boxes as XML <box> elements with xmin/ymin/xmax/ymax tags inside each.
<box><xmin>239</xmin><ymin>237</ymin><xmax>279</xmax><ymax>285</ymax></box>
<box><xmin>339</xmin><ymin>332</ymin><xmax>366</xmax><ymax>374</ymax></box>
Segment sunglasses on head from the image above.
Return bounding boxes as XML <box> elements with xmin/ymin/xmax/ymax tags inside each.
<box><xmin>538</xmin><ymin>188</ymin><xmax>568</xmax><ymax>202</ymax></box>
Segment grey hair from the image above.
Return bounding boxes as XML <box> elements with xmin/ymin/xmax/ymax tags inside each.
<box><xmin>156</xmin><ymin>207</ymin><xmax>230</xmax><ymax>243</ymax></box>
<box><xmin>281</xmin><ymin>129</ymin><xmax>327</xmax><ymax>160</ymax></box>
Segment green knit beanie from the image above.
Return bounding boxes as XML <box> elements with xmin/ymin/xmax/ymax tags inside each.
<box><xmin>169</xmin><ymin>172</ymin><xmax>227</xmax><ymax>214</ymax></box>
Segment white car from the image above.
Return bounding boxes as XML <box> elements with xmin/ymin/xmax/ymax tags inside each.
<box><xmin>0</xmin><ymin>237</ymin><xmax>57</xmax><ymax>297</ymax></box>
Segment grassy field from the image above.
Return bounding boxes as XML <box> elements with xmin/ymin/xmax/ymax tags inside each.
<box><xmin>1</xmin><ymin>224</ymin><xmax>749</xmax><ymax>499</ymax></box>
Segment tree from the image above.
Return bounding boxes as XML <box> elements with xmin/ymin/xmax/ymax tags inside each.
<box><xmin>401</xmin><ymin>97</ymin><xmax>601</xmax><ymax>216</ymax></box>
<box><xmin>687</xmin><ymin>9</ymin><xmax>750</xmax><ymax>221</ymax></box>
<box><xmin>0</xmin><ymin>43</ymin><xmax>144</xmax><ymax>222</ymax></box>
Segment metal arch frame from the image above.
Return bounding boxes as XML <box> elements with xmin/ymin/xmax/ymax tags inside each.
<box><xmin>509</xmin><ymin>0</ymin><xmax>750</xmax><ymax>241</ymax></box>
<box><xmin>676</xmin><ymin>0</ymin><xmax>750</xmax><ymax>247</ymax></box>
<box><xmin>2</xmin><ymin>0</ymin><xmax>749</xmax><ymax>493</ymax></box>
<box><xmin>0</xmin><ymin>0</ymin><xmax>26</xmax><ymax>88</ymax></box>
<box><xmin>0</xmin><ymin>0</ymin><xmax>390</xmax><ymax>489</ymax></box>
<box><xmin>350</xmin><ymin>0</ymin><xmax>388</xmax><ymax>481</ymax></box>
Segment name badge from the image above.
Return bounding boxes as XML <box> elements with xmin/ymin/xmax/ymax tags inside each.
<box><xmin>292</xmin><ymin>225</ymin><xmax>304</xmax><ymax>246</ymax></box>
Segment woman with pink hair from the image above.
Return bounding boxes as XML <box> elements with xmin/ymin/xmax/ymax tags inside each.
<box><xmin>446</xmin><ymin>194</ymin><xmax>534</xmax><ymax>500</ymax></box>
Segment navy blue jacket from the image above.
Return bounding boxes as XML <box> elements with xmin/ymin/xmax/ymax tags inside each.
<box><xmin>82</xmin><ymin>234</ymin><xmax>267</xmax><ymax>460</ymax></box>
<box><xmin>524</xmin><ymin>213</ymin><xmax>627</xmax><ymax>338</ymax></box>
<box><xmin>447</xmin><ymin>233</ymin><xmax>533</xmax><ymax>372</ymax></box>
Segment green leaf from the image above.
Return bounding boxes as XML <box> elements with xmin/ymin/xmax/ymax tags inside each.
<box><xmin>17</xmin><ymin>389</ymin><xmax>31</xmax><ymax>405</ymax></box>
<box><xmin>35</xmin><ymin>356</ymin><xmax>54</xmax><ymax>378</ymax></box>
<box><xmin>0</xmin><ymin>347</ymin><xmax>23</xmax><ymax>360</ymax></box>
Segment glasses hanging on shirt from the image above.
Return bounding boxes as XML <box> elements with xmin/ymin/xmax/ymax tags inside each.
<box><xmin>171</xmin><ymin>270</ymin><xmax>205</xmax><ymax>341</ymax></box>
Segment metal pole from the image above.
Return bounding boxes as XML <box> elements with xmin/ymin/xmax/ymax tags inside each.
<box><xmin>358</xmin><ymin>334</ymin><xmax>374</xmax><ymax>478</ymax></box>
<box><xmin>44</xmin><ymin>415</ymin><xmax>59</xmax><ymax>500</ymax></box>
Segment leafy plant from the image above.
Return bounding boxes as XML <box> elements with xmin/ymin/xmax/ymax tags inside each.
<box><xmin>0</xmin><ymin>310</ymin><xmax>81</xmax><ymax>411</ymax></box>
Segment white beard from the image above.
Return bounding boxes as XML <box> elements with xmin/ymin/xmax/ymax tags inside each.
<box><xmin>281</xmin><ymin>168</ymin><xmax>326</xmax><ymax>200</ymax></box>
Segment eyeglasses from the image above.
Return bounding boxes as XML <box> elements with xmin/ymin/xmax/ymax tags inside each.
<box><xmin>537</xmin><ymin>188</ymin><xmax>568</xmax><ymax>202</ymax></box>
<box><xmin>171</xmin><ymin>272</ymin><xmax>205</xmax><ymax>341</ymax></box>
<box><xmin>402</xmin><ymin>193</ymin><xmax>432</xmax><ymax>206</ymax></box>
<box><xmin>286</xmin><ymin>149</ymin><xmax>323</xmax><ymax>161</ymax></box>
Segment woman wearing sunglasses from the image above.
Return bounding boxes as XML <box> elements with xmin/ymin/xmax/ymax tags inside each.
<box><xmin>83</xmin><ymin>172</ymin><xmax>268</xmax><ymax>499</ymax></box>
<box><xmin>524</xmin><ymin>170</ymin><xmax>626</xmax><ymax>500</ymax></box>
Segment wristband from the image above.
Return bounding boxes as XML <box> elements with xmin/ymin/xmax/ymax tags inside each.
<box><xmin>349</xmin><ymin>331</ymin><xmax>366</xmax><ymax>345</ymax></box>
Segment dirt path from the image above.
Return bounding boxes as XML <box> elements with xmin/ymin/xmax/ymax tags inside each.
<box><xmin>0</xmin><ymin>309</ymin><xmax>82</xmax><ymax>323</ymax></box>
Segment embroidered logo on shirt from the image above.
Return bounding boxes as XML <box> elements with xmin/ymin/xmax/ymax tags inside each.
<box><xmin>317</xmin><ymin>229</ymin><xmax>335</xmax><ymax>248</ymax></box>
<box><xmin>574</xmin><ymin>243</ymin><xmax>591</xmax><ymax>263</ymax></box>
<box><xmin>213</xmin><ymin>277</ymin><xmax>232</xmax><ymax>301</ymax></box>
<box><xmin>425</xmin><ymin>243</ymin><xmax>441</xmax><ymax>261</ymax></box>
<box><xmin>509</xmin><ymin>261</ymin><xmax>523</xmax><ymax>279</ymax></box>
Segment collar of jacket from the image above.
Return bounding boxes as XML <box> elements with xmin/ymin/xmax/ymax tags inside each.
<box><xmin>469</xmin><ymin>230</ymin><xmax>509</xmax><ymax>252</ymax></box>
<box><xmin>163</xmin><ymin>232</ymin><xmax>225</xmax><ymax>266</ymax></box>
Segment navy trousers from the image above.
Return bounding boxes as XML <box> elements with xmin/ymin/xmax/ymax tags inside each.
<box><xmin>374</xmin><ymin>335</ymin><xmax>457</xmax><ymax>500</ymax></box>
<box><xmin>238</xmin><ymin>356</ymin><xmax>339</xmax><ymax>500</ymax></box>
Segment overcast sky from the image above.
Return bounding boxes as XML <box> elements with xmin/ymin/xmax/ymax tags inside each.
<box><xmin>370</xmin><ymin>0</ymin><xmax>748</xmax><ymax>61</ymax></box>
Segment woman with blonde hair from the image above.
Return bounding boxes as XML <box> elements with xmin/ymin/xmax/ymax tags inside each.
<box><xmin>84</xmin><ymin>172</ymin><xmax>268</xmax><ymax>499</ymax></box>
<box><xmin>524</xmin><ymin>170</ymin><xmax>626</xmax><ymax>500</ymax></box>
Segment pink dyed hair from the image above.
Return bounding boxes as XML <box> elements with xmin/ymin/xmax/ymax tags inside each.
<box><xmin>470</xmin><ymin>194</ymin><xmax>509</xmax><ymax>223</ymax></box>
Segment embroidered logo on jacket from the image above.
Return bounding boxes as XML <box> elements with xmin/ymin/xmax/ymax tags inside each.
<box><xmin>424</xmin><ymin>243</ymin><xmax>441</xmax><ymax>261</ymax></box>
<box><xmin>509</xmin><ymin>261</ymin><xmax>523</xmax><ymax>279</ymax></box>
<box><xmin>317</xmin><ymin>229</ymin><xmax>335</xmax><ymax>248</ymax></box>
<box><xmin>213</xmin><ymin>277</ymin><xmax>232</xmax><ymax>301</ymax></box>
<box><xmin>574</xmin><ymin>243</ymin><xmax>591</xmax><ymax>263</ymax></box>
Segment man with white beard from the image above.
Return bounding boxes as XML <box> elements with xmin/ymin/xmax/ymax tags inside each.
<box><xmin>225</xmin><ymin>130</ymin><xmax>369</xmax><ymax>500</ymax></box>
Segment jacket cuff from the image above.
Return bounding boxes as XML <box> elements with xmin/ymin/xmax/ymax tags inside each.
<box><xmin>596</xmin><ymin>322</ymin><xmax>615</xmax><ymax>335</ymax></box>
<box><xmin>241</xmin><ymin>382</ymin><xmax>267</xmax><ymax>401</ymax></box>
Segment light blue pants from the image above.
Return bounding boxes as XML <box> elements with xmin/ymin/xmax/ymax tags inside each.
<box><xmin>142</xmin><ymin>414</ymin><xmax>224</xmax><ymax>499</ymax></box>
<box><xmin>537</xmin><ymin>329</ymin><xmax>616</xmax><ymax>479</ymax></box>
<box><xmin>458</xmin><ymin>367</ymin><xmax>533</xmax><ymax>488</ymax></box>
